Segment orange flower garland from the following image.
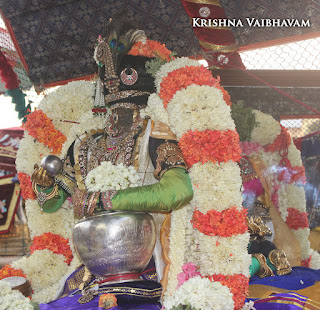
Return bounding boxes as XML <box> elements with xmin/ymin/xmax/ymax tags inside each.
<box><xmin>128</xmin><ymin>39</ymin><xmax>172</xmax><ymax>61</ymax></box>
<box><xmin>206</xmin><ymin>274</ymin><xmax>249</xmax><ymax>310</ymax></box>
<box><xmin>285</xmin><ymin>208</ymin><xmax>309</xmax><ymax>230</ymax></box>
<box><xmin>159</xmin><ymin>66</ymin><xmax>221</xmax><ymax>108</ymax></box>
<box><xmin>0</xmin><ymin>265</ymin><xmax>26</xmax><ymax>280</ymax></box>
<box><xmin>192</xmin><ymin>207</ymin><xmax>248</xmax><ymax>237</ymax></box>
<box><xmin>179</xmin><ymin>129</ymin><xmax>242</xmax><ymax>167</ymax></box>
<box><xmin>31</xmin><ymin>232</ymin><xmax>73</xmax><ymax>265</ymax></box>
<box><xmin>24</xmin><ymin>109</ymin><xmax>67</xmax><ymax>155</ymax></box>
<box><xmin>18</xmin><ymin>172</ymin><xmax>35</xmax><ymax>200</ymax></box>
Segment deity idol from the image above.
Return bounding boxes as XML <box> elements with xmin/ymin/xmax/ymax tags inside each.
<box><xmin>30</xmin><ymin>18</ymin><xmax>193</xmax><ymax>306</ymax></box>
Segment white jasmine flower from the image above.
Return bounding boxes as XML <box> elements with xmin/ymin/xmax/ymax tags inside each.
<box><xmin>163</xmin><ymin>277</ymin><xmax>234</xmax><ymax>310</ymax></box>
<box><xmin>85</xmin><ymin>161</ymin><xmax>141</xmax><ymax>192</ymax></box>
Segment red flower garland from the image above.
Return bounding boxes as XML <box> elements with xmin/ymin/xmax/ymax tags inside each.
<box><xmin>301</xmin><ymin>255</ymin><xmax>311</xmax><ymax>268</ymax></box>
<box><xmin>289</xmin><ymin>166</ymin><xmax>306</xmax><ymax>184</ymax></box>
<box><xmin>18</xmin><ymin>172</ymin><xmax>35</xmax><ymax>200</ymax></box>
<box><xmin>159</xmin><ymin>66</ymin><xmax>221</xmax><ymax>108</ymax></box>
<box><xmin>206</xmin><ymin>274</ymin><xmax>249</xmax><ymax>310</ymax></box>
<box><xmin>277</xmin><ymin>159</ymin><xmax>306</xmax><ymax>185</ymax></box>
<box><xmin>0</xmin><ymin>265</ymin><xmax>26</xmax><ymax>280</ymax></box>
<box><xmin>128</xmin><ymin>39</ymin><xmax>172</xmax><ymax>61</ymax></box>
<box><xmin>24</xmin><ymin>110</ymin><xmax>67</xmax><ymax>155</ymax></box>
<box><xmin>179</xmin><ymin>129</ymin><xmax>242</xmax><ymax>167</ymax></box>
<box><xmin>192</xmin><ymin>207</ymin><xmax>247</xmax><ymax>237</ymax></box>
<box><xmin>264</xmin><ymin>126</ymin><xmax>291</xmax><ymax>154</ymax></box>
<box><xmin>31</xmin><ymin>232</ymin><xmax>73</xmax><ymax>265</ymax></box>
<box><xmin>285</xmin><ymin>208</ymin><xmax>309</xmax><ymax>230</ymax></box>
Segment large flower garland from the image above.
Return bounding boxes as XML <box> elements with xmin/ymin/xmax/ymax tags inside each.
<box><xmin>235</xmin><ymin>105</ymin><xmax>320</xmax><ymax>269</ymax></box>
<box><xmin>151</xmin><ymin>57</ymin><xmax>251</xmax><ymax>310</ymax></box>
<box><xmin>4</xmin><ymin>81</ymin><xmax>96</xmax><ymax>303</ymax></box>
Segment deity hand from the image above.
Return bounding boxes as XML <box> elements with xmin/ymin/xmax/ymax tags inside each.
<box><xmin>31</xmin><ymin>164</ymin><xmax>54</xmax><ymax>187</ymax></box>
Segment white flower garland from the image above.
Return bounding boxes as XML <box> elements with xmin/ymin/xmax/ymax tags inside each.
<box><xmin>163</xmin><ymin>277</ymin><xmax>234</xmax><ymax>310</ymax></box>
<box><xmin>159</xmin><ymin>58</ymin><xmax>250</xmax><ymax>309</ymax></box>
<box><xmin>13</xmin><ymin>81</ymin><xmax>96</xmax><ymax>304</ymax></box>
<box><xmin>248</xmin><ymin>109</ymin><xmax>320</xmax><ymax>266</ymax></box>
<box><xmin>189</xmin><ymin>162</ymin><xmax>243</xmax><ymax>213</ymax></box>
<box><xmin>287</xmin><ymin>142</ymin><xmax>303</xmax><ymax>167</ymax></box>
<box><xmin>278</xmin><ymin>184</ymin><xmax>307</xmax><ymax>221</ymax></box>
<box><xmin>167</xmin><ymin>85</ymin><xmax>235</xmax><ymax>140</ymax></box>
<box><xmin>310</xmin><ymin>249</ymin><xmax>320</xmax><ymax>269</ymax></box>
<box><xmin>0</xmin><ymin>281</ymin><xmax>33</xmax><ymax>310</ymax></box>
<box><xmin>140</xmin><ymin>93</ymin><xmax>169</xmax><ymax>125</ymax></box>
<box><xmin>12</xmin><ymin>250</ymin><xmax>69</xmax><ymax>294</ymax></box>
<box><xmin>250</xmin><ymin>110</ymin><xmax>281</xmax><ymax>146</ymax></box>
<box><xmin>292</xmin><ymin>228</ymin><xmax>312</xmax><ymax>260</ymax></box>
<box><xmin>24</xmin><ymin>198</ymin><xmax>74</xmax><ymax>239</ymax></box>
<box><xmin>155</xmin><ymin>57</ymin><xmax>201</xmax><ymax>92</ymax></box>
<box><xmin>165</xmin><ymin>204</ymin><xmax>191</xmax><ymax>295</ymax></box>
<box><xmin>85</xmin><ymin>162</ymin><xmax>141</xmax><ymax>192</ymax></box>
<box><xmin>16</xmin><ymin>133</ymin><xmax>52</xmax><ymax>176</ymax></box>
<box><xmin>39</xmin><ymin>81</ymin><xmax>95</xmax><ymax>124</ymax></box>
<box><xmin>196</xmin><ymin>231</ymin><xmax>251</xmax><ymax>277</ymax></box>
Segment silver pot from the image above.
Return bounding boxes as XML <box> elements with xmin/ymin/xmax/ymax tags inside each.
<box><xmin>73</xmin><ymin>211</ymin><xmax>156</xmax><ymax>277</ymax></box>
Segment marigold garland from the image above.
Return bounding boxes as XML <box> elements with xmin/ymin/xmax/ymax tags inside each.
<box><xmin>206</xmin><ymin>274</ymin><xmax>249</xmax><ymax>310</ymax></box>
<box><xmin>24</xmin><ymin>110</ymin><xmax>67</xmax><ymax>155</ymax></box>
<box><xmin>128</xmin><ymin>39</ymin><xmax>172</xmax><ymax>61</ymax></box>
<box><xmin>192</xmin><ymin>207</ymin><xmax>248</xmax><ymax>237</ymax></box>
<box><xmin>159</xmin><ymin>66</ymin><xmax>220</xmax><ymax>108</ymax></box>
<box><xmin>0</xmin><ymin>265</ymin><xmax>26</xmax><ymax>280</ymax></box>
<box><xmin>18</xmin><ymin>172</ymin><xmax>35</xmax><ymax>200</ymax></box>
<box><xmin>31</xmin><ymin>232</ymin><xmax>73</xmax><ymax>265</ymax></box>
<box><xmin>179</xmin><ymin>129</ymin><xmax>242</xmax><ymax>167</ymax></box>
<box><xmin>285</xmin><ymin>208</ymin><xmax>309</xmax><ymax>230</ymax></box>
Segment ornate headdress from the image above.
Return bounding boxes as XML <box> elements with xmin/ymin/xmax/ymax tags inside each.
<box><xmin>92</xmin><ymin>14</ymin><xmax>172</xmax><ymax>115</ymax></box>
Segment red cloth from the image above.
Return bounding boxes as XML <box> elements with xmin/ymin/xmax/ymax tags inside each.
<box><xmin>180</xmin><ymin>0</ymin><xmax>245</xmax><ymax>69</ymax></box>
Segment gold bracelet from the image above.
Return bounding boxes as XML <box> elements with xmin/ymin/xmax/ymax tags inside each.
<box><xmin>32</xmin><ymin>181</ymin><xmax>58</xmax><ymax>211</ymax></box>
<box><xmin>86</xmin><ymin>191</ymin><xmax>100</xmax><ymax>216</ymax></box>
<box><xmin>252</xmin><ymin>253</ymin><xmax>274</xmax><ymax>278</ymax></box>
<box><xmin>72</xmin><ymin>189</ymin><xmax>89</xmax><ymax>219</ymax></box>
<box><xmin>269</xmin><ymin>249</ymin><xmax>292</xmax><ymax>276</ymax></box>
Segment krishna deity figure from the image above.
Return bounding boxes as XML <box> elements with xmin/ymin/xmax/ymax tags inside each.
<box><xmin>30</xmin><ymin>17</ymin><xmax>193</xmax><ymax>307</ymax></box>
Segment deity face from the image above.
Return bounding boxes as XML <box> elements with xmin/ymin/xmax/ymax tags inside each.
<box><xmin>109</xmin><ymin>107</ymin><xmax>134</xmax><ymax>136</ymax></box>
